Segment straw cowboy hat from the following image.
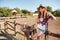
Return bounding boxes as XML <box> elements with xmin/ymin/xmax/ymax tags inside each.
<box><xmin>37</xmin><ymin>4</ymin><xmax>47</xmax><ymax>9</ymax></box>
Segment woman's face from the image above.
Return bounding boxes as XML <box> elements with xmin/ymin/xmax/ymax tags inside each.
<box><xmin>39</xmin><ymin>7</ymin><xmax>44</xmax><ymax>12</ymax></box>
<box><xmin>39</xmin><ymin>7</ymin><xmax>46</xmax><ymax>12</ymax></box>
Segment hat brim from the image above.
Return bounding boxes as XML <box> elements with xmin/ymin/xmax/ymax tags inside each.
<box><xmin>37</xmin><ymin>5</ymin><xmax>47</xmax><ymax>9</ymax></box>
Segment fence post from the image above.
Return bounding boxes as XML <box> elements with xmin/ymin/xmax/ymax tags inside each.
<box><xmin>45</xmin><ymin>22</ymin><xmax>48</xmax><ymax>40</ymax></box>
<box><xmin>4</xmin><ymin>21</ymin><xmax>7</xmax><ymax>31</ymax></box>
<box><xmin>14</xmin><ymin>20</ymin><xmax>16</xmax><ymax>36</ymax></box>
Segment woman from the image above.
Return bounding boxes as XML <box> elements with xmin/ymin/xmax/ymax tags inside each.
<box><xmin>32</xmin><ymin>4</ymin><xmax>56</xmax><ymax>40</ymax></box>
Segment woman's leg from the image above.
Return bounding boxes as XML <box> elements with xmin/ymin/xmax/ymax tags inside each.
<box><xmin>37</xmin><ymin>31</ymin><xmax>43</xmax><ymax>40</ymax></box>
<box><xmin>32</xmin><ymin>29</ymin><xmax>39</xmax><ymax>40</ymax></box>
<box><xmin>32</xmin><ymin>29</ymin><xmax>43</xmax><ymax>40</ymax></box>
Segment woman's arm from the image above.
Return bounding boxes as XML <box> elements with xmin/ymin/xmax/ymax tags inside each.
<box><xmin>47</xmin><ymin>12</ymin><xmax>56</xmax><ymax>20</ymax></box>
<box><xmin>51</xmin><ymin>14</ymin><xmax>56</xmax><ymax>20</ymax></box>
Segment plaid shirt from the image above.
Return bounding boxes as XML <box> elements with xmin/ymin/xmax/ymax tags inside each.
<box><xmin>38</xmin><ymin>11</ymin><xmax>56</xmax><ymax>25</ymax></box>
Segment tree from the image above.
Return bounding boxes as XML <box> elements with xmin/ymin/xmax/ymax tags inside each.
<box><xmin>0</xmin><ymin>7</ymin><xmax>10</xmax><ymax>17</ymax></box>
<box><xmin>34</xmin><ymin>11</ymin><xmax>38</xmax><ymax>13</ymax></box>
<box><xmin>21</xmin><ymin>9</ymin><xmax>31</xmax><ymax>15</ymax></box>
<box><xmin>47</xmin><ymin>6</ymin><xmax>52</xmax><ymax>12</ymax></box>
<box><xmin>53</xmin><ymin>10</ymin><xmax>60</xmax><ymax>16</ymax></box>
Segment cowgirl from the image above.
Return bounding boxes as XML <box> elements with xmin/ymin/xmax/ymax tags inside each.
<box><xmin>32</xmin><ymin>4</ymin><xmax>56</xmax><ymax>40</ymax></box>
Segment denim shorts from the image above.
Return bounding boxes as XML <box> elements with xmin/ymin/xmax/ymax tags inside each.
<box><xmin>37</xmin><ymin>24</ymin><xmax>46</xmax><ymax>32</ymax></box>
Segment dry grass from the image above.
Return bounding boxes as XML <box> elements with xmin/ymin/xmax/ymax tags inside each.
<box><xmin>0</xmin><ymin>16</ymin><xmax>60</xmax><ymax>40</ymax></box>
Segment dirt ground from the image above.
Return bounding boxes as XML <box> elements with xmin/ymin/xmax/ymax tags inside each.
<box><xmin>0</xmin><ymin>16</ymin><xmax>60</xmax><ymax>40</ymax></box>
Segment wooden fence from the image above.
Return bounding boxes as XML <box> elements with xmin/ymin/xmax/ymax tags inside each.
<box><xmin>0</xmin><ymin>20</ymin><xmax>60</xmax><ymax>40</ymax></box>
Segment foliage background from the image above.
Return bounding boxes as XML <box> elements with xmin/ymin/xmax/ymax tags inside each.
<box><xmin>0</xmin><ymin>6</ymin><xmax>60</xmax><ymax>17</ymax></box>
